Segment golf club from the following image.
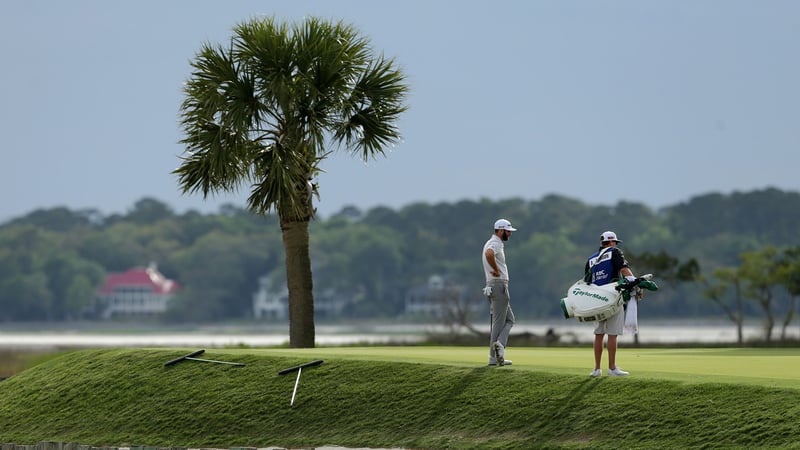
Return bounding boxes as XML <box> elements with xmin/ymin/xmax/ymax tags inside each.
<box><xmin>164</xmin><ymin>349</ymin><xmax>246</xmax><ymax>367</ymax></box>
<box><xmin>615</xmin><ymin>273</ymin><xmax>654</xmax><ymax>292</ymax></box>
<box><xmin>489</xmin><ymin>310</ymin><xmax>494</xmax><ymax>365</ymax></box>
<box><xmin>278</xmin><ymin>359</ymin><xmax>324</xmax><ymax>406</ymax></box>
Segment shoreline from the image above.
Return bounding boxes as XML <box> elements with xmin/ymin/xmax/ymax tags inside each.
<box><xmin>0</xmin><ymin>320</ymin><xmax>797</xmax><ymax>349</ymax></box>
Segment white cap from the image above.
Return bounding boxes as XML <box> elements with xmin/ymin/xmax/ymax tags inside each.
<box><xmin>494</xmin><ymin>219</ymin><xmax>517</xmax><ymax>232</ymax></box>
<box><xmin>600</xmin><ymin>231</ymin><xmax>622</xmax><ymax>243</ymax></box>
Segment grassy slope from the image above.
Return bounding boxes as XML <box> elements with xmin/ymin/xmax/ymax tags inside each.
<box><xmin>0</xmin><ymin>347</ymin><xmax>798</xmax><ymax>449</ymax></box>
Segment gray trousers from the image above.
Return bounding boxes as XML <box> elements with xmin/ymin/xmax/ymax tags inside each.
<box><xmin>487</xmin><ymin>279</ymin><xmax>515</xmax><ymax>360</ymax></box>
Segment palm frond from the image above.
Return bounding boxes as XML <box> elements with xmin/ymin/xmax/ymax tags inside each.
<box><xmin>177</xmin><ymin>15</ymin><xmax>409</xmax><ymax>216</ymax></box>
<box><xmin>334</xmin><ymin>55</ymin><xmax>409</xmax><ymax>161</ymax></box>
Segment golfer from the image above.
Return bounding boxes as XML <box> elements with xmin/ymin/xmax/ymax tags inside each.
<box><xmin>585</xmin><ymin>230</ymin><xmax>636</xmax><ymax>377</ymax></box>
<box><xmin>482</xmin><ymin>218</ymin><xmax>517</xmax><ymax>366</ymax></box>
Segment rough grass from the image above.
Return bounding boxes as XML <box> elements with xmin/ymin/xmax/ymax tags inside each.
<box><xmin>0</xmin><ymin>347</ymin><xmax>798</xmax><ymax>449</ymax></box>
<box><xmin>0</xmin><ymin>349</ymin><xmax>70</xmax><ymax>380</ymax></box>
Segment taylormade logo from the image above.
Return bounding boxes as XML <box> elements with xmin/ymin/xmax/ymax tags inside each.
<box><xmin>571</xmin><ymin>287</ymin><xmax>611</xmax><ymax>303</ymax></box>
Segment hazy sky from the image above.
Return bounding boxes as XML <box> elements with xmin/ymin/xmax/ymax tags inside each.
<box><xmin>2</xmin><ymin>1</ymin><xmax>798</xmax><ymax>222</ymax></box>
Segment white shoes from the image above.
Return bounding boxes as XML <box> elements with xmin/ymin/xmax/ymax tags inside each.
<box><xmin>589</xmin><ymin>367</ymin><xmax>630</xmax><ymax>377</ymax></box>
<box><xmin>607</xmin><ymin>367</ymin><xmax>630</xmax><ymax>376</ymax></box>
<box><xmin>488</xmin><ymin>359</ymin><xmax>512</xmax><ymax>366</ymax></box>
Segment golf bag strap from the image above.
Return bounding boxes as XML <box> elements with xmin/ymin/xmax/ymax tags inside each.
<box><xmin>584</xmin><ymin>247</ymin><xmax>612</xmax><ymax>283</ymax></box>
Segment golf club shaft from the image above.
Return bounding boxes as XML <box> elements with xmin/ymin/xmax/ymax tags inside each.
<box><xmin>290</xmin><ymin>367</ymin><xmax>302</xmax><ymax>406</ymax></box>
<box><xmin>186</xmin><ymin>357</ymin><xmax>245</xmax><ymax>366</ymax></box>
<box><xmin>489</xmin><ymin>311</ymin><xmax>493</xmax><ymax>352</ymax></box>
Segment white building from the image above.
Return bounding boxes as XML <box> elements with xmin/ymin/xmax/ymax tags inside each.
<box><xmin>404</xmin><ymin>274</ymin><xmax>481</xmax><ymax>318</ymax></box>
<box><xmin>252</xmin><ymin>276</ymin><xmax>288</xmax><ymax>320</ymax></box>
<box><xmin>252</xmin><ymin>276</ymin><xmax>355</xmax><ymax>320</ymax></box>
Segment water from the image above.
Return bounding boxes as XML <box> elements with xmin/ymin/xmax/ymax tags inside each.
<box><xmin>0</xmin><ymin>320</ymin><xmax>796</xmax><ymax>349</ymax></box>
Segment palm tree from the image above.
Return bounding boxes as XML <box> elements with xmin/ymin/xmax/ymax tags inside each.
<box><xmin>175</xmin><ymin>16</ymin><xmax>409</xmax><ymax>347</ymax></box>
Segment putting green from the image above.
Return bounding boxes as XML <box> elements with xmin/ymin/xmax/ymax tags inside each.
<box><xmin>244</xmin><ymin>346</ymin><xmax>800</xmax><ymax>390</ymax></box>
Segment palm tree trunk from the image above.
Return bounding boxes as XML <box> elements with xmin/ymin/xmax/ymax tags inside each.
<box><xmin>281</xmin><ymin>218</ymin><xmax>315</xmax><ymax>348</ymax></box>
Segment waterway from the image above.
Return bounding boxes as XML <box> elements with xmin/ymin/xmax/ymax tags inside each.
<box><xmin>0</xmin><ymin>320</ymin><xmax>797</xmax><ymax>349</ymax></box>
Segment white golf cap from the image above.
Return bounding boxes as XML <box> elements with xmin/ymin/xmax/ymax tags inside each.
<box><xmin>600</xmin><ymin>231</ymin><xmax>622</xmax><ymax>243</ymax></box>
<box><xmin>494</xmin><ymin>219</ymin><xmax>517</xmax><ymax>231</ymax></box>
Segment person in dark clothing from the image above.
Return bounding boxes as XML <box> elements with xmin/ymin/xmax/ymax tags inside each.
<box><xmin>585</xmin><ymin>231</ymin><xmax>636</xmax><ymax>377</ymax></box>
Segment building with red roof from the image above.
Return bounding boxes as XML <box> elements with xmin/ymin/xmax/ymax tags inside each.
<box><xmin>94</xmin><ymin>263</ymin><xmax>180</xmax><ymax>319</ymax></box>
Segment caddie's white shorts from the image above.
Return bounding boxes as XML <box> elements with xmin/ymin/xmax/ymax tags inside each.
<box><xmin>593</xmin><ymin>306</ymin><xmax>625</xmax><ymax>336</ymax></box>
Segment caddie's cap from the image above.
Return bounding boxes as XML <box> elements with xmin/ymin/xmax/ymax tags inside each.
<box><xmin>600</xmin><ymin>231</ymin><xmax>622</xmax><ymax>243</ymax></box>
<box><xmin>494</xmin><ymin>219</ymin><xmax>517</xmax><ymax>231</ymax></box>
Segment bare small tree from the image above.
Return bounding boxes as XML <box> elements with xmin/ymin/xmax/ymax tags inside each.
<box><xmin>702</xmin><ymin>268</ymin><xmax>745</xmax><ymax>345</ymax></box>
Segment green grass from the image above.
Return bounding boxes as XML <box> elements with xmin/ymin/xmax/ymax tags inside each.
<box><xmin>0</xmin><ymin>347</ymin><xmax>799</xmax><ymax>449</ymax></box>
<box><xmin>0</xmin><ymin>349</ymin><xmax>73</xmax><ymax>379</ymax></box>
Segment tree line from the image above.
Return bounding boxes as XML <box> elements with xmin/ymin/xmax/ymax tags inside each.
<box><xmin>0</xmin><ymin>188</ymin><xmax>798</xmax><ymax>341</ymax></box>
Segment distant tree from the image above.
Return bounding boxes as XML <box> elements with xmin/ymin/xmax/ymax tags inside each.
<box><xmin>63</xmin><ymin>274</ymin><xmax>98</xmax><ymax>320</ymax></box>
<box><xmin>700</xmin><ymin>246</ymin><xmax>800</xmax><ymax>344</ymax></box>
<box><xmin>664</xmin><ymin>193</ymin><xmax>730</xmax><ymax>240</ymax></box>
<box><xmin>175</xmin><ymin>16</ymin><xmax>408</xmax><ymax>347</ymax></box>
<box><xmin>702</xmin><ymin>267</ymin><xmax>745</xmax><ymax>345</ymax></box>
<box><xmin>738</xmin><ymin>247</ymin><xmax>781</xmax><ymax>342</ymax></box>
<box><xmin>126</xmin><ymin>198</ymin><xmax>175</xmax><ymax>224</ymax></box>
<box><xmin>76</xmin><ymin>224</ymin><xmax>146</xmax><ymax>272</ymax></box>
<box><xmin>0</xmin><ymin>225</ymin><xmax>60</xmax><ymax>321</ymax></box>
<box><xmin>515</xmin><ymin>231</ymin><xmax>583</xmax><ymax>317</ymax></box>
<box><xmin>168</xmin><ymin>230</ymin><xmax>278</xmax><ymax>321</ymax></box>
<box><xmin>329</xmin><ymin>205</ymin><xmax>364</xmax><ymax>222</ymax></box>
<box><xmin>629</xmin><ymin>250</ymin><xmax>700</xmax><ymax>285</ymax></box>
<box><xmin>8</xmin><ymin>207</ymin><xmax>100</xmax><ymax>232</ymax></box>
<box><xmin>43</xmin><ymin>254</ymin><xmax>105</xmax><ymax>320</ymax></box>
<box><xmin>664</xmin><ymin>189</ymin><xmax>800</xmax><ymax>247</ymax></box>
<box><xmin>428</xmin><ymin>277</ymin><xmax>480</xmax><ymax>336</ymax></box>
<box><xmin>312</xmin><ymin>223</ymin><xmax>405</xmax><ymax>317</ymax></box>
<box><xmin>530</xmin><ymin>194</ymin><xmax>592</xmax><ymax>237</ymax></box>
<box><xmin>775</xmin><ymin>246</ymin><xmax>800</xmax><ymax>340</ymax></box>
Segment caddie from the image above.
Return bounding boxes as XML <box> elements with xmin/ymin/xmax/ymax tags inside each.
<box><xmin>585</xmin><ymin>231</ymin><xmax>636</xmax><ymax>377</ymax></box>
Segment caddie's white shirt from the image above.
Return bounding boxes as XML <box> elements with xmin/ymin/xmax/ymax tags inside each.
<box><xmin>483</xmin><ymin>234</ymin><xmax>509</xmax><ymax>282</ymax></box>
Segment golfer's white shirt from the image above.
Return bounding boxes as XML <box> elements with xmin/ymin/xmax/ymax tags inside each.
<box><xmin>483</xmin><ymin>234</ymin><xmax>509</xmax><ymax>282</ymax></box>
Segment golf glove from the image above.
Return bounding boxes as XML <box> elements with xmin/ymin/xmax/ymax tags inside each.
<box><xmin>482</xmin><ymin>286</ymin><xmax>493</xmax><ymax>297</ymax></box>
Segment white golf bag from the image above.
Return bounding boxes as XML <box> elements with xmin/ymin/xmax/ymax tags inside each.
<box><xmin>559</xmin><ymin>279</ymin><xmax>624</xmax><ymax>323</ymax></box>
<box><xmin>560</xmin><ymin>274</ymin><xmax>656</xmax><ymax>323</ymax></box>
